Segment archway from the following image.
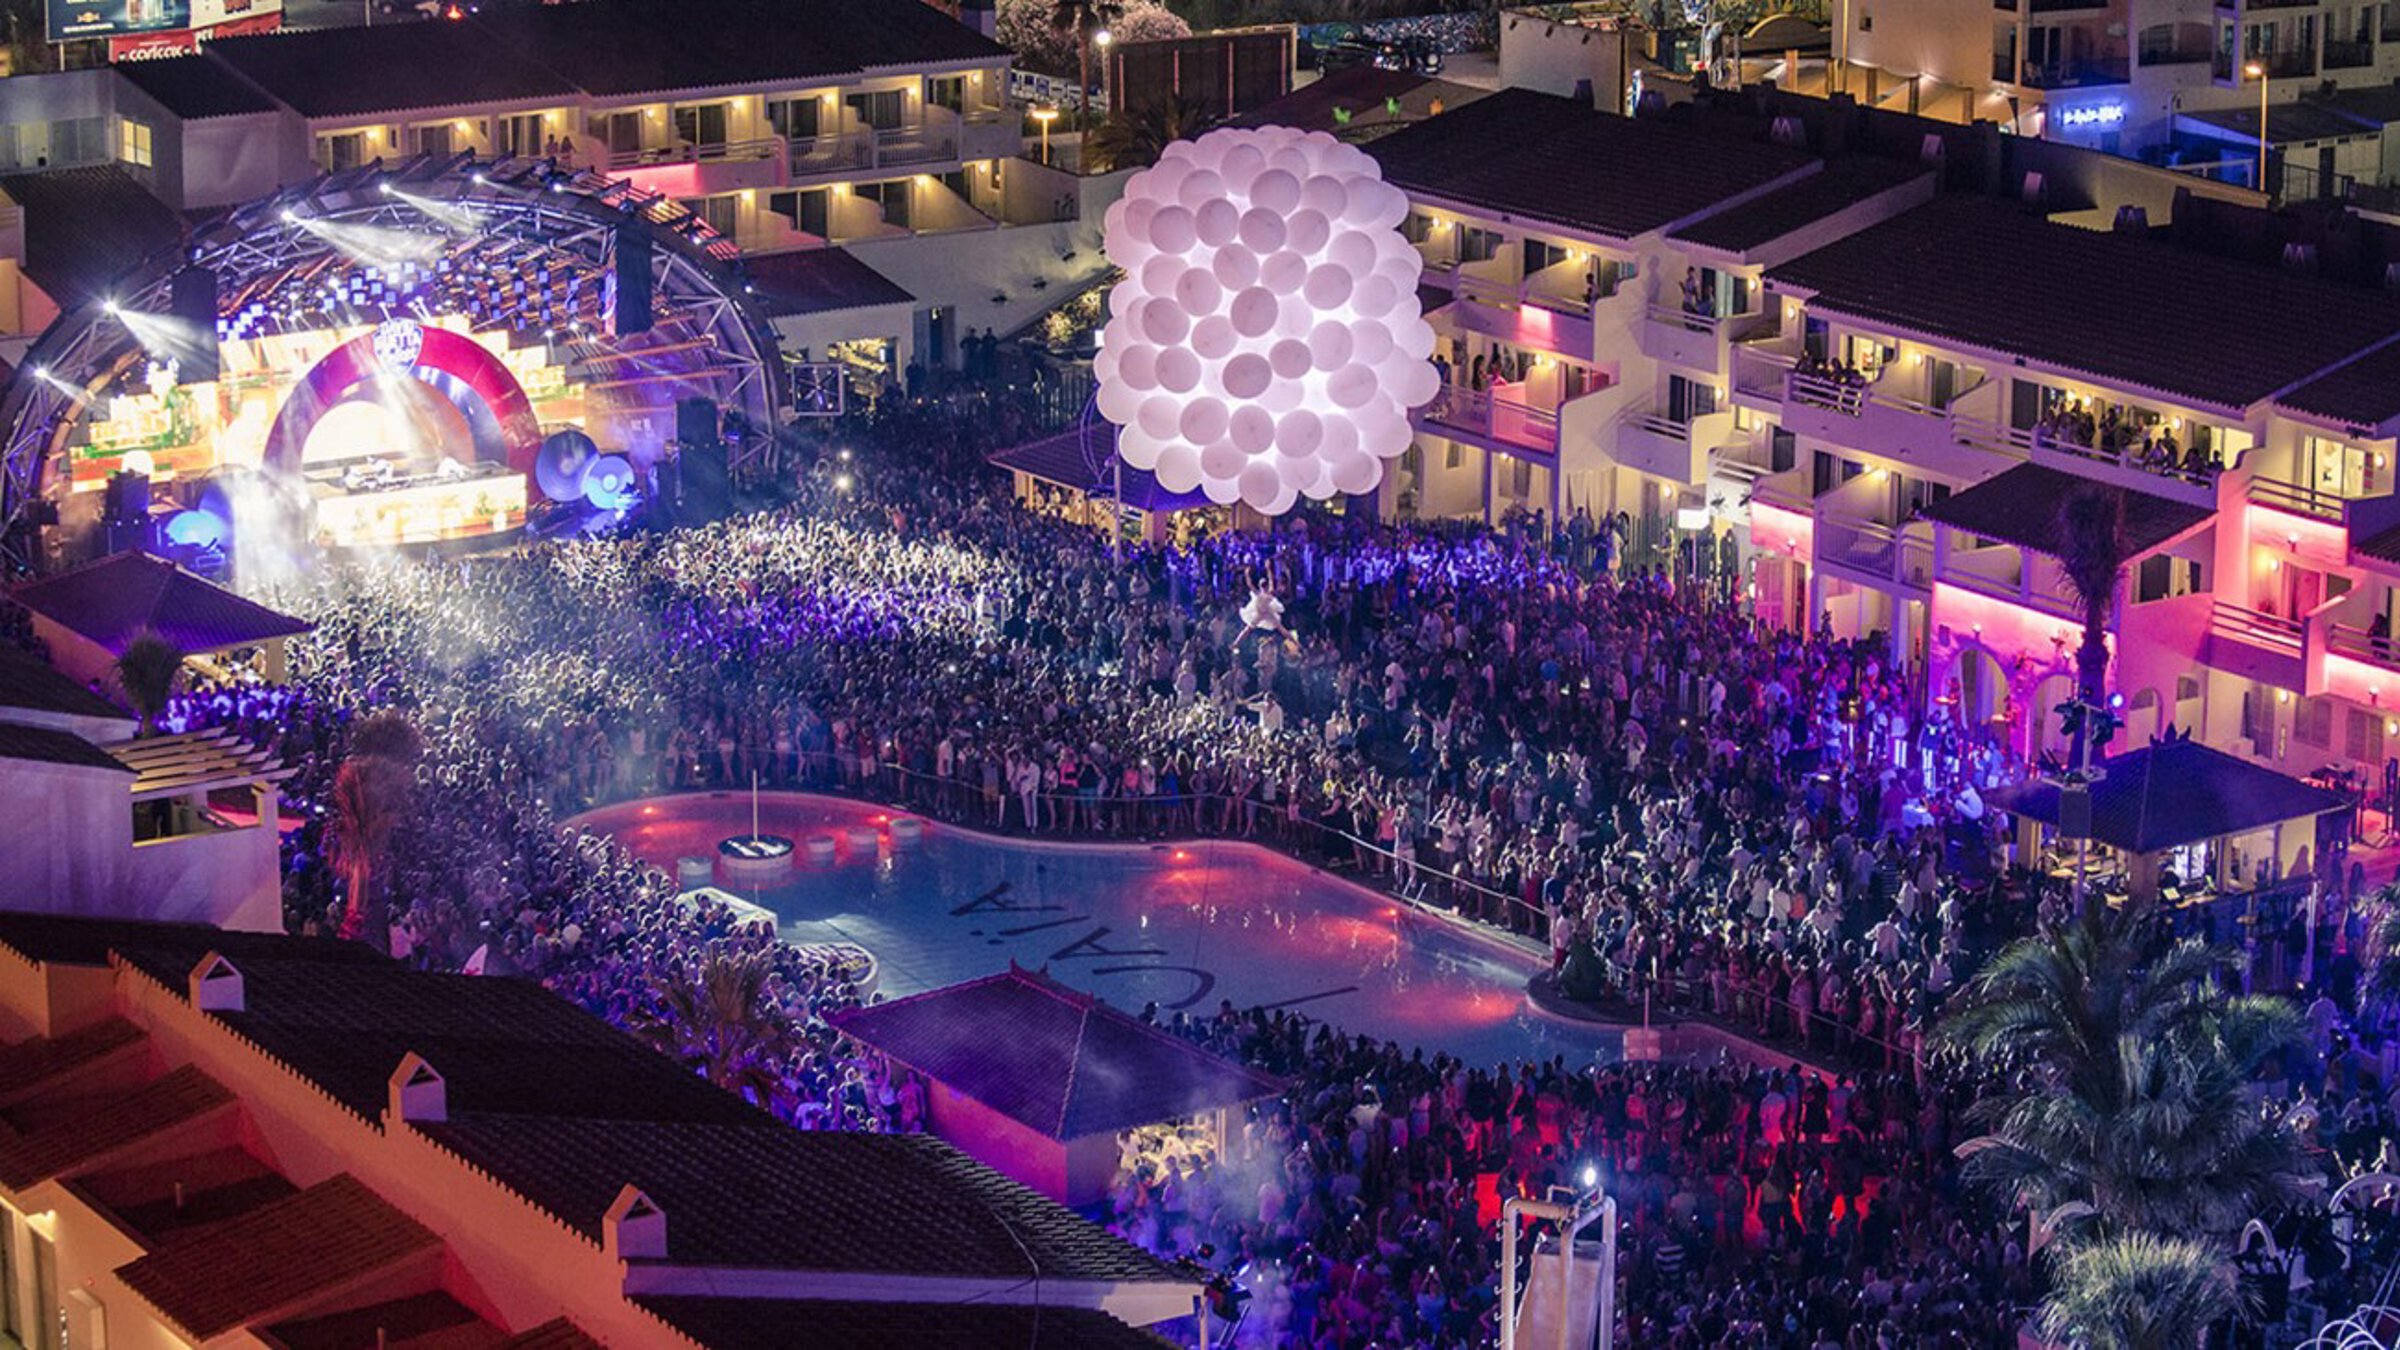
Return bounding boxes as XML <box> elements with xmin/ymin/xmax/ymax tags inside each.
<box><xmin>263</xmin><ymin>321</ymin><xmax>541</xmax><ymax>479</ymax></box>
<box><xmin>2123</xmin><ymin>687</ymin><xmax>2163</xmax><ymax>750</ymax></box>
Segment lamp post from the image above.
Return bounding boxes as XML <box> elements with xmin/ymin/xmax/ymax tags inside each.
<box><xmin>2245</xmin><ymin>60</ymin><xmax>2270</xmax><ymax>195</ymax></box>
<box><xmin>1093</xmin><ymin>28</ymin><xmax>1113</xmax><ymax>123</ymax></box>
<box><xmin>1031</xmin><ymin>106</ymin><xmax>1057</xmax><ymax>165</ymax></box>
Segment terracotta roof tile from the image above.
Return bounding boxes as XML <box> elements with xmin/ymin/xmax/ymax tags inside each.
<box><xmin>259</xmin><ymin>1291</ymin><xmax>506</xmax><ymax>1350</ymax></box>
<box><xmin>1918</xmin><ymin>463</ymin><xmax>2212</xmax><ymax>558</ymax></box>
<box><xmin>0</xmin><ymin>1064</ymin><xmax>234</xmax><ymax>1189</ymax></box>
<box><xmin>0</xmin><ymin>723</ymin><xmax>130</xmax><ymax>774</ymax></box>
<box><xmin>418</xmin><ymin>1116</ymin><xmax>1181</xmax><ymax>1284</ymax></box>
<box><xmin>496</xmin><ymin>1318</ymin><xmax>605</xmax><ymax>1350</ymax></box>
<box><xmin>0</xmin><ymin>1018</ymin><xmax>146</xmax><ymax>1107</ymax></box>
<box><xmin>75</xmin><ymin>1145</ymin><xmax>299</xmax><ymax>1249</ymax></box>
<box><xmin>117</xmin><ymin>1174</ymin><xmax>443</xmax><ymax>1341</ymax></box>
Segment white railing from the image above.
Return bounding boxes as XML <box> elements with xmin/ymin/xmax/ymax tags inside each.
<box><xmin>606</xmin><ymin>136</ymin><xmax>783</xmax><ymax>171</ymax></box>
<box><xmin>1422</xmin><ymin>386</ymin><xmax>1561</xmax><ymax>453</ymax></box>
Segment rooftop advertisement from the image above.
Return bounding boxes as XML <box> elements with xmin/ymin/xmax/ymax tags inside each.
<box><xmin>49</xmin><ymin>0</ymin><xmax>280</xmax><ymax>47</ymax></box>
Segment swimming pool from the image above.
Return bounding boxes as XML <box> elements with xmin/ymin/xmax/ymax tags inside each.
<box><xmin>571</xmin><ymin>791</ymin><xmax>1632</xmax><ymax>1066</ymax></box>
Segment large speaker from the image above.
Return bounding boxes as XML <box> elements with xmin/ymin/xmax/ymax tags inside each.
<box><xmin>676</xmin><ymin>397</ymin><xmax>720</xmax><ymax>449</ymax></box>
<box><xmin>679</xmin><ymin>440</ymin><xmax>730</xmax><ymax>523</ymax></box>
<box><xmin>168</xmin><ymin>265</ymin><xmax>220</xmax><ymax>385</ymax></box>
<box><xmin>615</xmin><ymin>222</ymin><xmax>654</xmax><ymax>336</ymax></box>
<box><xmin>2057</xmin><ymin>783</ymin><xmax>2093</xmax><ymax>841</ymax></box>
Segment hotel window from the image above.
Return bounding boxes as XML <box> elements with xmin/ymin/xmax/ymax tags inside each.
<box><xmin>495</xmin><ymin>113</ymin><xmax>546</xmax><ymax>157</ymax></box>
<box><xmin>856</xmin><ymin>179</ymin><xmax>911</xmax><ymax>228</ymax></box>
<box><xmin>768</xmin><ymin>97</ymin><xmax>823</xmax><ymax>142</ymax></box>
<box><xmin>601</xmin><ymin>111</ymin><xmax>643</xmax><ymax>156</ymax></box>
<box><xmin>116</xmin><ymin>116</ymin><xmax>151</xmax><ymax>168</ymax></box>
<box><xmin>1457</xmin><ymin>225</ymin><xmax>1503</xmax><ymax>264</ymax></box>
<box><xmin>2295</xmin><ymin>696</ymin><xmax>2335</xmax><ymax>749</ymax></box>
<box><xmin>926</xmin><ymin>75</ymin><xmax>966</xmax><ymax>112</ymax></box>
<box><xmin>2240</xmin><ymin>685</ymin><xmax>2277</xmax><ymax>752</ymax></box>
<box><xmin>672</xmin><ymin>102</ymin><xmax>730</xmax><ymax>149</ymax></box>
<box><xmin>415</xmin><ymin>123</ymin><xmax>455</xmax><ymax>157</ymax></box>
<box><xmin>1401</xmin><ymin>211</ymin><xmax>1433</xmax><ymax>244</ymax></box>
<box><xmin>683</xmin><ymin>195</ymin><xmax>738</xmax><ymax>236</ymax></box>
<box><xmin>770</xmin><ymin>188</ymin><xmax>830</xmax><ymax>238</ymax></box>
<box><xmin>846</xmin><ymin>90</ymin><xmax>907</xmax><ymax>131</ymax></box>
<box><xmin>2348</xmin><ymin>709</ymin><xmax>2385</xmax><ymax>764</ymax></box>
<box><xmin>1524</xmin><ymin>239</ymin><xmax>1572</xmax><ymax>274</ymax></box>
<box><xmin>321</xmin><ymin>131</ymin><xmax>365</xmax><ymax>171</ymax></box>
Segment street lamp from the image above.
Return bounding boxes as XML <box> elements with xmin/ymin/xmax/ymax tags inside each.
<box><xmin>1093</xmin><ymin>28</ymin><xmax>1113</xmax><ymax>121</ymax></box>
<box><xmin>1031</xmin><ymin>106</ymin><xmax>1057</xmax><ymax>165</ymax></box>
<box><xmin>2245</xmin><ymin>60</ymin><xmax>2269</xmax><ymax>194</ymax></box>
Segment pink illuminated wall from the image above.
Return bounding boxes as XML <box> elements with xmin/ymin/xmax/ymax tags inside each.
<box><xmin>1749</xmin><ymin>500</ymin><xmax>1814</xmax><ymax>561</ymax></box>
<box><xmin>262</xmin><ymin>327</ymin><xmax>544</xmax><ymax>478</ymax></box>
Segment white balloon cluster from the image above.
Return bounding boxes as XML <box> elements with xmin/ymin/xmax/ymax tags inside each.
<box><xmin>1094</xmin><ymin>125</ymin><xmax>1440</xmax><ymax>515</ymax></box>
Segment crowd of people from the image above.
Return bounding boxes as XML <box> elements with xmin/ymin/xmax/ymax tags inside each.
<box><xmin>123</xmin><ymin>378</ymin><xmax>2397</xmax><ymax>1349</ymax></box>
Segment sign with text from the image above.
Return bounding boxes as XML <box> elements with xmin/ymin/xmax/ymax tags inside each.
<box><xmin>105</xmin><ymin>10</ymin><xmax>277</xmax><ymax>59</ymax></box>
<box><xmin>52</xmin><ymin>0</ymin><xmax>277</xmax><ymax>46</ymax></box>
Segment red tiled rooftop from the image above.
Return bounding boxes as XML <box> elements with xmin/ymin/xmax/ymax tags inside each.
<box><xmin>259</xmin><ymin>1291</ymin><xmax>506</xmax><ymax>1350</ymax></box>
<box><xmin>75</xmin><ymin>1146</ymin><xmax>299</xmax><ymax>1249</ymax></box>
<box><xmin>9</xmin><ymin>550</ymin><xmax>312</xmax><ymax>657</ymax></box>
<box><xmin>118</xmin><ymin>1174</ymin><xmax>443</xmax><ymax>1342</ymax></box>
<box><xmin>0</xmin><ymin>1018</ymin><xmax>146</xmax><ymax>1107</ymax></box>
<box><xmin>0</xmin><ymin>1064</ymin><xmax>235</xmax><ymax>1190</ymax></box>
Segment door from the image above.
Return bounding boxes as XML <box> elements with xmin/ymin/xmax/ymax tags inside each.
<box><xmin>1927</xmin><ymin>359</ymin><xmax>1960</xmax><ymax>409</ymax></box>
<box><xmin>673</xmin><ymin>103</ymin><xmax>729</xmax><ymax>150</ymax></box>
<box><xmin>604</xmin><ymin>112</ymin><xmax>642</xmax><ymax>156</ymax></box>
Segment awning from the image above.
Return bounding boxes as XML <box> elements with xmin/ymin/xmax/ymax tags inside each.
<box><xmin>102</xmin><ymin>728</ymin><xmax>294</xmax><ymax>803</ymax></box>
<box><xmin>1989</xmin><ymin>738</ymin><xmax>2348</xmax><ymax>854</ymax></box>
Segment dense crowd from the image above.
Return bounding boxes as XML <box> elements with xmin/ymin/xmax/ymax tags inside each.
<box><xmin>145</xmin><ymin>382</ymin><xmax>2399</xmax><ymax>1348</ymax></box>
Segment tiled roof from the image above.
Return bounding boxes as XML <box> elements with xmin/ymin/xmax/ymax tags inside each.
<box><xmin>498</xmin><ymin>1318</ymin><xmax>606</xmax><ymax>1350</ymax></box>
<box><xmin>78</xmin><ymin>1146</ymin><xmax>300</xmax><ymax>1248</ymax></box>
<box><xmin>832</xmin><ymin>967</ymin><xmax>1281</xmax><ymax>1141</ymax></box>
<box><xmin>1367</xmin><ymin>87</ymin><xmax>1817</xmax><ymax>240</ymax></box>
<box><xmin>1767</xmin><ymin>196</ymin><xmax>2400</xmax><ymax>409</ymax></box>
<box><xmin>260</xmin><ymin>1291</ymin><xmax>510</xmax><ymax>1350</ymax></box>
<box><xmin>745</xmin><ymin>248</ymin><xmax>915</xmax><ymax>319</ymax></box>
<box><xmin>117</xmin><ymin>1174</ymin><xmax>442</xmax><ymax>1342</ymax></box>
<box><xmin>0</xmin><ymin>723</ymin><xmax>130</xmax><ymax>774</ymax></box>
<box><xmin>0</xmin><ymin>648</ymin><xmax>128</xmax><ymax>721</ymax></box>
<box><xmin>204</xmin><ymin>21</ymin><xmax>581</xmax><ymax>120</ymax></box>
<box><xmin>0</xmin><ymin>913</ymin><xmax>380</xmax><ymax>970</ymax></box>
<box><xmin>418</xmin><ymin>1115</ymin><xmax>1182</xmax><ymax>1284</ymax></box>
<box><xmin>0</xmin><ymin>1064</ymin><xmax>235</xmax><ymax>1189</ymax></box>
<box><xmin>991</xmin><ymin>426</ymin><xmax>1209</xmax><ymax>515</ymax></box>
<box><xmin>0</xmin><ymin>1017</ymin><xmax>145</xmax><ymax>1106</ymax></box>
<box><xmin>117</xmin><ymin>54</ymin><xmax>279</xmax><ymax>119</ymax></box>
<box><xmin>475</xmin><ymin>0</ymin><xmax>1008</xmax><ymax>97</ymax></box>
<box><xmin>2181</xmin><ymin>99</ymin><xmax>2383</xmax><ymax>146</ymax></box>
<box><xmin>2278</xmin><ymin>338</ymin><xmax>2400</xmax><ymax>433</ymax></box>
<box><xmin>11</xmin><ymin>551</ymin><xmax>313</xmax><ymax>657</ymax></box>
<box><xmin>1990</xmin><ymin>739</ymin><xmax>2349</xmax><ymax>853</ymax></box>
<box><xmin>196</xmin><ymin>0</ymin><xmax>1003</xmax><ymax>120</ymax></box>
<box><xmin>195</xmin><ymin>957</ymin><xmax>766</xmax><ymax>1125</ymax></box>
<box><xmin>1919</xmin><ymin>463</ymin><xmax>2211</xmax><ymax>558</ymax></box>
<box><xmin>0</xmin><ymin>167</ymin><xmax>185</xmax><ymax>314</ymax></box>
<box><xmin>639</xmin><ymin>1296</ymin><xmax>1179</xmax><ymax>1349</ymax></box>
<box><xmin>1667</xmin><ymin>157</ymin><xmax>1931</xmax><ymax>254</ymax></box>
<box><xmin>1225</xmin><ymin>65</ymin><xmax>1487</xmax><ymax>137</ymax></box>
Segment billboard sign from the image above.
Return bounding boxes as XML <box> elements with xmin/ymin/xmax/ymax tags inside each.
<box><xmin>52</xmin><ymin>0</ymin><xmax>277</xmax><ymax>46</ymax></box>
<box><xmin>105</xmin><ymin>9</ymin><xmax>277</xmax><ymax>59</ymax></box>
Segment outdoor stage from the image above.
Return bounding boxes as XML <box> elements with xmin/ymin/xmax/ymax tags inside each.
<box><xmin>0</xmin><ymin>153</ymin><xmax>786</xmax><ymax>572</ymax></box>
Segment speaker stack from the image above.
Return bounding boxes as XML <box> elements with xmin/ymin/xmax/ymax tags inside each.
<box><xmin>676</xmin><ymin>397</ymin><xmax>730</xmax><ymax>523</ymax></box>
<box><xmin>615</xmin><ymin>222</ymin><xmax>654</xmax><ymax>337</ymax></box>
<box><xmin>168</xmin><ymin>265</ymin><xmax>220</xmax><ymax>385</ymax></box>
<box><xmin>102</xmin><ymin>469</ymin><xmax>153</xmax><ymax>555</ymax></box>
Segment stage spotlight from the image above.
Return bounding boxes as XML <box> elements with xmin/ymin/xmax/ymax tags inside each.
<box><xmin>281</xmin><ymin>208</ymin><xmax>298</xmax><ymax>223</ymax></box>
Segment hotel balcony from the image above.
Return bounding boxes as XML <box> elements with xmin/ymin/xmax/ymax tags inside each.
<box><xmin>1415</xmin><ymin>385</ymin><xmax>1561</xmax><ymax>458</ymax></box>
<box><xmin>603</xmin><ymin>135</ymin><xmax>790</xmax><ymax>196</ymax></box>
<box><xmin>1435</xmin><ymin>274</ymin><xmax>1600</xmax><ymax>362</ymax></box>
<box><xmin>2016</xmin><ymin>424</ymin><xmax>2221</xmax><ymax>508</ymax></box>
<box><xmin>1608</xmin><ymin>406</ymin><xmax>1744</xmax><ymax>485</ymax></box>
<box><xmin>1781</xmin><ymin>370</ymin><xmax>2015</xmax><ymax>483</ymax></box>
<box><xmin>2206</xmin><ymin>598</ymin><xmax>2309</xmax><ymax>688</ymax></box>
<box><xmin>1637</xmin><ymin>302</ymin><xmax>1771</xmax><ymax>373</ymax></box>
<box><xmin>1730</xmin><ymin>342</ymin><xmax>1797</xmax><ymax>413</ymax></box>
<box><xmin>2244</xmin><ymin>474</ymin><xmax>2349</xmax><ymax>523</ymax></box>
<box><xmin>1817</xmin><ymin>512</ymin><xmax>1936</xmax><ymax>593</ymax></box>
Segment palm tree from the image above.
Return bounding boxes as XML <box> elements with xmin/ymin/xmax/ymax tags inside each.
<box><xmin>1048</xmin><ymin>0</ymin><xmax>1123</xmax><ymax>130</ymax></box>
<box><xmin>2366</xmin><ymin>888</ymin><xmax>2400</xmax><ymax>1010</ymax></box>
<box><xmin>2056</xmin><ymin>486</ymin><xmax>2129</xmax><ymax>772</ymax></box>
<box><xmin>1942</xmin><ymin>902</ymin><xmax>2317</xmax><ymax>1240</ymax></box>
<box><xmin>114</xmin><ymin>630</ymin><xmax>184</xmax><ymax>737</ymax></box>
<box><xmin>348</xmin><ymin>709</ymin><xmax>424</xmax><ymax>766</ymax></box>
<box><xmin>2037</xmin><ymin>1231</ymin><xmax>2249</xmax><ymax>1350</ymax></box>
<box><xmin>328</xmin><ymin>754</ymin><xmax>412</xmax><ymax>952</ymax></box>
<box><xmin>1082</xmin><ymin>94</ymin><xmax>1219</xmax><ymax>172</ymax></box>
<box><xmin>630</xmin><ymin>948</ymin><xmax>793</xmax><ymax>1109</ymax></box>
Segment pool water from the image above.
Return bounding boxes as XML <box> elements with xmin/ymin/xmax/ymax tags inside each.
<box><xmin>571</xmin><ymin>792</ymin><xmax>1630</xmax><ymax>1067</ymax></box>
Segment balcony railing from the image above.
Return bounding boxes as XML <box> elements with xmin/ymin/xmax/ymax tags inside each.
<box><xmin>2015</xmin><ymin>58</ymin><xmax>2133</xmax><ymax>88</ymax></box>
<box><xmin>1422</xmin><ymin>386</ymin><xmax>1560</xmax><ymax>454</ymax></box>
<box><xmin>877</xmin><ymin>120</ymin><xmax>961</xmax><ymax>167</ymax></box>
<box><xmin>2138</xmin><ymin>38</ymin><xmax>2215</xmax><ymax>65</ymax></box>
<box><xmin>607</xmin><ymin>136</ymin><xmax>784</xmax><ymax>171</ymax></box>
<box><xmin>2246</xmin><ymin>475</ymin><xmax>2349</xmax><ymax>521</ymax></box>
<box><xmin>2255</xmin><ymin>49</ymin><xmax>2317</xmax><ymax>78</ymax></box>
<box><xmin>2029</xmin><ymin>424</ymin><xmax>2223</xmax><ymax>490</ymax></box>
<box><xmin>2326</xmin><ymin>623</ymin><xmax>2400</xmax><ymax>669</ymax></box>
<box><xmin>791</xmin><ymin>128</ymin><xmax>876</xmax><ymax>174</ymax></box>
<box><xmin>1646</xmin><ymin>301</ymin><xmax>1724</xmax><ymax>334</ymax></box>
<box><xmin>2325</xmin><ymin>38</ymin><xmax>2376</xmax><ymax>67</ymax></box>
<box><xmin>2212</xmin><ymin>600</ymin><xmax>2305</xmax><ymax>654</ymax></box>
<box><xmin>1456</xmin><ymin>273</ymin><xmax>1596</xmax><ymax>320</ymax></box>
<box><xmin>1789</xmin><ymin>370</ymin><xmax>1870</xmax><ymax>414</ymax></box>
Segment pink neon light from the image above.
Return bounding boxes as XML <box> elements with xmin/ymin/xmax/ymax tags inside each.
<box><xmin>1749</xmin><ymin>500</ymin><xmax>1813</xmax><ymax>559</ymax></box>
<box><xmin>263</xmin><ymin>327</ymin><xmax>543</xmax><ymax>478</ymax></box>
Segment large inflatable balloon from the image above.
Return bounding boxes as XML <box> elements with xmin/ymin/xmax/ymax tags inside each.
<box><xmin>1096</xmin><ymin>125</ymin><xmax>1440</xmax><ymax>516</ymax></box>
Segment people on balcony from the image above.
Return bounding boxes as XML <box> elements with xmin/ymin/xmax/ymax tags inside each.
<box><xmin>2032</xmin><ymin>397</ymin><xmax>2220</xmax><ymax>485</ymax></box>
